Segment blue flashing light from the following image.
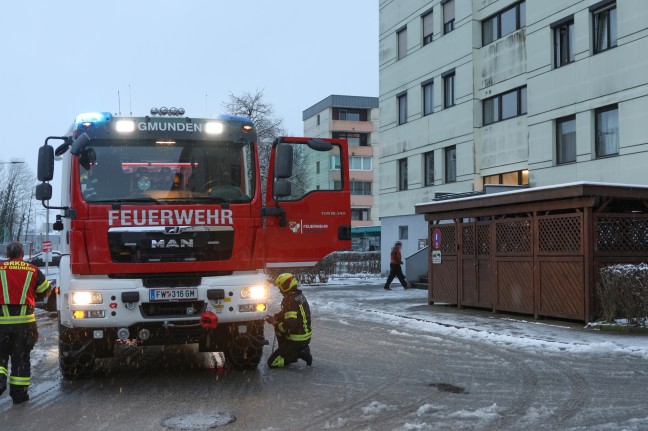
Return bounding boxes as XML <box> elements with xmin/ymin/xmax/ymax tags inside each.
<box><xmin>75</xmin><ymin>112</ymin><xmax>113</xmax><ymax>125</ymax></box>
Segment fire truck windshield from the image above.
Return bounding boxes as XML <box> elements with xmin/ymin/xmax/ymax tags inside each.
<box><xmin>79</xmin><ymin>139</ymin><xmax>255</xmax><ymax>204</ymax></box>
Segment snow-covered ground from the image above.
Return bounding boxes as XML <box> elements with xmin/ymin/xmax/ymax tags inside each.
<box><xmin>314</xmin><ymin>276</ymin><xmax>648</xmax><ymax>360</ymax></box>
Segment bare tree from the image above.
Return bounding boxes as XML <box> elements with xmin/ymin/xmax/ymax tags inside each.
<box><xmin>0</xmin><ymin>161</ymin><xmax>35</xmax><ymax>243</ymax></box>
<box><xmin>223</xmin><ymin>89</ymin><xmax>287</xmax><ymax>202</ymax></box>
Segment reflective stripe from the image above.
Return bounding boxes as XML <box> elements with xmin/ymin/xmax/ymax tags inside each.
<box><xmin>36</xmin><ymin>279</ymin><xmax>50</xmax><ymax>294</ymax></box>
<box><xmin>299</xmin><ymin>304</ymin><xmax>309</xmax><ymax>334</ymax></box>
<box><xmin>1</xmin><ymin>305</ymin><xmax>8</xmax><ymax>317</ymax></box>
<box><xmin>287</xmin><ymin>331</ymin><xmax>312</xmax><ymax>342</ymax></box>
<box><xmin>0</xmin><ymin>270</ymin><xmax>8</xmax><ymax>304</ymax></box>
<box><xmin>0</xmin><ymin>366</ymin><xmax>7</xmax><ymax>376</ymax></box>
<box><xmin>9</xmin><ymin>375</ymin><xmax>30</xmax><ymax>386</ymax></box>
<box><xmin>277</xmin><ymin>322</ymin><xmax>285</xmax><ymax>333</ymax></box>
<box><xmin>20</xmin><ymin>305</ymin><xmax>26</xmax><ymax>316</ymax></box>
<box><xmin>270</xmin><ymin>356</ymin><xmax>285</xmax><ymax>368</ymax></box>
<box><xmin>0</xmin><ymin>314</ymin><xmax>36</xmax><ymax>324</ymax></box>
<box><xmin>18</xmin><ymin>271</ymin><xmax>33</xmax><ymax>305</ymax></box>
<box><xmin>284</xmin><ymin>311</ymin><xmax>297</xmax><ymax>319</ymax></box>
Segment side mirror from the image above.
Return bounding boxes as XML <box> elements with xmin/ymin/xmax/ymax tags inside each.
<box><xmin>274</xmin><ymin>143</ymin><xmax>293</xmax><ymax>179</ymax></box>
<box><xmin>37</xmin><ymin>145</ymin><xmax>55</xmax><ymax>181</ymax></box>
<box><xmin>35</xmin><ymin>183</ymin><xmax>53</xmax><ymax>201</ymax></box>
<box><xmin>273</xmin><ymin>179</ymin><xmax>292</xmax><ymax>198</ymax></box>
<box><xmin>70</xmin><ymin>133</ymin><xmax>91</xmax><ymax>156</ymax></box>
<box><xmin>307</xmin><ymin>138</ymin><xmax>333</xmax><ymax>152</ymax></box>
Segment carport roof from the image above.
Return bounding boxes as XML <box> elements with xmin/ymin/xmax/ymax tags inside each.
<box><xmin>415</xmin><ymin>182</ymin><xmax>648</xmax><ymax>220</ymax></box>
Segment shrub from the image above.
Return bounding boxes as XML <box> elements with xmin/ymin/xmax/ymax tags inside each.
<box><xmin>265</xmin><ymin>251</ymin><xmax>381</xmax><ymax>286</ymax></box>
<box><xmin>597</xmin><ymin>263</ymin><xmax>648</xmax><ymax>325</ymax></box>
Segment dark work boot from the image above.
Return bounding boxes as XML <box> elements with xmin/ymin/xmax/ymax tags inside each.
<box><xmin>299</xmin><ymin>347</ymin><xmax>313</xmax><ymax>366</ymax></box>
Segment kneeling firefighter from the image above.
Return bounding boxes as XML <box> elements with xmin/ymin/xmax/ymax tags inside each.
<box><xmin>265</xmin><ymin>273</ymin><xmax>313</xmax><ymax>368</ymax></box>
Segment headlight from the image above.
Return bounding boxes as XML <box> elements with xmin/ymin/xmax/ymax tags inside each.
<box><xmin>71</xmin><ymin>291</ymin><xmax>103</xmax><ymax>305</ymax></box>
<box><xmin>241</xmin><ymin>284</ymin><xmax>266</xmax><ymax>300</ymax></box>
<box><xmin>205</xmin><ymin>122</ymin><xmax>224</xmax><ymax>134</ymax></box>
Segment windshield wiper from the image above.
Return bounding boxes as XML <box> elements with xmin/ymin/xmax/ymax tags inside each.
<box><xmin>111</xmin><ymin>197</ymin><xmax>162</xmax><ymax>205</ymax></box>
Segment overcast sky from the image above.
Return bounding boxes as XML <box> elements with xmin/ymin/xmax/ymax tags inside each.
<box><xmin>0</xmin><ymin>0</ymin><xmax>378</xmax><ymax>176</ymax></box>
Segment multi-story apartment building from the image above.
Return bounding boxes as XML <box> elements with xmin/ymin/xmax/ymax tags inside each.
<box><xmin>379</xmin><ymin>0</ymin><xmax>648</xmax><ymax>273</ymax></box>
<box><xmin>303</xmin><ymin>95</ymin><xmax>381</xmax><ymax>250</ymax></box>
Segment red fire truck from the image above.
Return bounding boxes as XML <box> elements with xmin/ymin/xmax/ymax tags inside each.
<box><xmin>35</xmin><ymin>110</ymin><xmax>350</xmax><ymax>378</ymax></box>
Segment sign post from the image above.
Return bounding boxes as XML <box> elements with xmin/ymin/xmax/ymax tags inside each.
<box><xmin>432</xmin><ymin>228</ymin><xmax>442</xmax><ymax>264</ymax></box>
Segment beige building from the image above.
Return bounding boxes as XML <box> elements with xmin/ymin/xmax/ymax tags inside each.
<box><xmin>379</xmin><ymin>0</ymin><xmax>648</xmax><ymax>273</ymax></box>
<box><xmin>303</xmin><ymin>95</ymin><xmax>381</xmax><ymax>249</ymax></box>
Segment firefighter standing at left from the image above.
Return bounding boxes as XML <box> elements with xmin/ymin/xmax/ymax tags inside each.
<box><xmin>0</xmin><ymin>242</ymin><xmax>51</xmax><ymax>404</ymax></box>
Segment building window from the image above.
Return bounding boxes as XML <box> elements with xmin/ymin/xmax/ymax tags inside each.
<box><xmin>351</xmin><ymin>208</ymin><xmax>370</xmax><ymax>221</ymax></box>
<box><xmin>422</xmin><ymin>80</ymin><xmax>434</xmax><ymax>116</ymax></box>
<box><xmin>398</xmin><ymin>93</ymin><xmax>408</xmax><ymax>125</ymax></box>
<box><xmin>316</xmin><ymin>161</ymin><xmax>320</xmax><ymax>174</ymax></box>
<box><xmin>422</xmin><ymin>10</ymin><xmax>434</xmax><ymax>45</ymax></box>
<box><xmin>443</xmin><ymin>0</ymin><xmax>455</xmax><ymax>34</ymax></box>
<box><xmin>399</xmin><ymin>225</ymin><xmax>409</xmax><ymax>240</ymax></box>
<box><xmin>443</xmin><ymin>71</ymin><xmax>455</xmax><ymax>108</ymax></box>
<box><xmin>398</xmin><ymin>158</ymin><xmax>408</xmax><ymax>190</ymax></box>
<box><xmin>424</xmin><ymin>151</ymin><xmax>435</xmax><ymax>186</ymax></box>
<box><xmin>483</xmin><ymin>86</ymin><xmax>527</xmax><ymax>125</ymax></box>
<box><xmin>339</xmin><ymin>109</ymin><xmax>361</xmax><ymax>121</ymax></box>
<box><xmin>593</xmin><ymin>1</ymin><xmax>617</xmax><ymax>54</ymax></box>
<box><xmin>483</xmin><ymin>170</ymin><xmax>529</xmax><ymax>185</ymax></box>
<box><xmin>330</xmin><ymin>155</ymin><xmax>341</xmax><ymax>170</ymax></box>
<box><xmin>349</xmin><ymin>156</ymin><xmax>372</xmax><ymax>171</ymax></box>
<box><xmin>397</xmin><ymin>27</ymin><xmax>407</xmax><ymax>60</ymax></box>
<box><xmin>595</xmin><ymin>105</ymin><xmax>619</xmax><ymax>158</ymax></box>
<box><xmin>482</xmin><ymin>1</ymin><xmax>526</xmax><ymax>46</ymax></box>
<box><xmin>553</xmin><ymin>18</ymin><xmax>575</xmax><ymax>67</ymax></box>
<box><xmin>556</xmin><ymin>115</ymin><xmax>576</xmax><ymax>164</ymax></box>
<box><xmin>316</xmin><ymin>114</ymin><xmax>320</xmax><ymax>126</ymax></box>
<box><xmin>332</xmin><ymin>132</ymin><xmax>369</xmax><ymax>147</ymax></box>
<box><xmin>350</xmin><ymin>181</ymin><xmax>372</xmax><ymax>196</ymax></box>
<box><xmin>445</xmin><ymin>146</ymin><xmax>456</xmax><ymax>183</ymax></box>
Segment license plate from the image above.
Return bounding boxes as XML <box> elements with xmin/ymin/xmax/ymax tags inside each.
<box><xmin>149</xmin><ymin>288</ymin><xmax>198</xmax><ymax>301</ymax></box>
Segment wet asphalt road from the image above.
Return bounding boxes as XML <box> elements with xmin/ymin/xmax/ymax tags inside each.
<box><xmin>2</xmin><ymin>282</ymin><xmax>648</xmax><ymax>431</ymax></box>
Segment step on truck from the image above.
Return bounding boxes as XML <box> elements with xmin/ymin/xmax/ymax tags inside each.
<box><xmin>35</xmin><ymin>110</ymin><xmax>351</xmax><ymax>378</ymax></box>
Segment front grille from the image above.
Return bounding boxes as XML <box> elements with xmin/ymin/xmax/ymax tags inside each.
<box><xmin>107</xmin><ymin>226</ymin><xmax>234</xmax><ymax>263</ymax></box>
<box><xmin>141</xmin><ymin>301</ymin><xmax>205</xmax><ymax>318</ymax></box>
<box><xmin>143</xmin><ymin>277</ymin><xmax>201</xmax><ymax>288</ymax></box>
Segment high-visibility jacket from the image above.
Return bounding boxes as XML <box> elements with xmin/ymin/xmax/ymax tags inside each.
<box><xmin>273</xmin><ymin>289</ymin><xmax>312</xmax><ymax>343</ymax></box>
<box><xmin>0</xmin><ymin>259</ymin><xmax>51</xmax><ymax>325</ymax></box>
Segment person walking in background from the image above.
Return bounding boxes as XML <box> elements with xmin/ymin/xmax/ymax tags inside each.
<box><xmin>384</xmin><ymin>241</ymin><xmax>408</xmax><ymax>290</ymax></box>
<box><xmin>0</xmin><ymin>242</ymin><xmax>51</xmax><ymax>404</ymax></box>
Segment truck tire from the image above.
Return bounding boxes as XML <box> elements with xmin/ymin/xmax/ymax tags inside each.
<box><xmin>58</xmin><ymin>322</ymin><xmax>96</xmax><ymax>380</ymax></box>
<box><xmin>222</xmin><ymin>320</ymin><xmax>265</xmax><ymax>370</ymax></box>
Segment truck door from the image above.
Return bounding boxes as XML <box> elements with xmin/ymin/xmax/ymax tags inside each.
<box><xmin>263</xmin><ymin>137</ymin><xmax>351</xmax><ymax>268</ymax></box>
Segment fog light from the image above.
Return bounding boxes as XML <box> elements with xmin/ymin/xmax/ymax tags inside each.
<box><xmin>138</xmin><ymin>329</ymin><xmax>151</xmax><ymax>341</ymax></box>
<box><xmin>93</xmin><ymin>330</ymin><xmax>104</xmax><ymax>339</ymax></box>
<box><xmin>117</xmin><ymin>327</ymin><xmax>130</xmax><ymax>340</ymax></box>
<box><xmin>256</xmin><ymin>304</ymin><xmax>266</xmax><ymax>312</ymax></box>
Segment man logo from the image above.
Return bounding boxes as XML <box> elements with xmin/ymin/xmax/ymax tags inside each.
<box><xmin>151</xmin><ymin>239</ymin><xmax>194</xmax><ymax>248</ymax></box>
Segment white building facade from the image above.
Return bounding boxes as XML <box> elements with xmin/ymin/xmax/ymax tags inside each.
<box><xmin>379</xmin><ymin>0</ymin><xmax>648</xmax><ymax>275</ymax></box>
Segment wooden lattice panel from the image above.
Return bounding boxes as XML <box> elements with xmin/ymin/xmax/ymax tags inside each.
<box><xmin>462</xmin><ymin>225</ymin><xmax>474</xmax><ymax>255</ymax></box>
<box><xmin>538</xmin><ymin>215</ymin><xmax>582</xmax><ymax>254</ymax></box>
<box><xmin>495</xmin><ymin>219</ymin><xmax>532</xmax><ymax>255</ymax></box>
<box><xmin>438</xmin><ymin>225</ymin><xmax>457</xmax><ymax>254</ymax></box>
<box><xmin>477</xmin><ymin>223</ymin><xmax>491</xmax><ymax>257</ymax></box>
<box><xmin>596</xmin><ymin>215</ymin><xmax>648</xmax><ymax>253</ymax></box>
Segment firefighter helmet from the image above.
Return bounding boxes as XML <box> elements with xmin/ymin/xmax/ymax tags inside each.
<box><xmin>274</xmin><ymin>273</ymin><xmax>298</xmax><ymax>294</ymax></box>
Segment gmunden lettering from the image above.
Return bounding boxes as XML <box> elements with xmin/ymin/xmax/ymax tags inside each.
<box><xmin>108</xmin><ymin>209</ymin><xmax>233</xmax><ymax>226</ymax></box>
<box><xmin>137</xmin><ymin>122</ymin><xmax>203</xmax><ymax>133</ymax></box>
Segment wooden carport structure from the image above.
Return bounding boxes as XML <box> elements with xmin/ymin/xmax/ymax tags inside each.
<box><xmin>415</xmin><ymin>182</ymin><xmax>648</xmax><ymax>322</ymax></box>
